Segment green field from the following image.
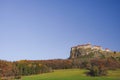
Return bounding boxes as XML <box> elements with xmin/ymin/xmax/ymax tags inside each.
<box><xmin>22</xmin><ymin>69</ymin><xmax>120</xmax><ymax>80</ymax></box>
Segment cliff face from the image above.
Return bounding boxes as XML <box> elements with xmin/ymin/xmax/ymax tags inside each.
<box><xmin>69</xmin><ymin>43</ymin><xmax>112</xmax><ymax>59</ymax></box>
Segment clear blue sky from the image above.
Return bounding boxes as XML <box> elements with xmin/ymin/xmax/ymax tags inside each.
<box><xmin>0</xmin><ymin>0</ymin><xmax>120</xmax><ymax>61</ymax></box>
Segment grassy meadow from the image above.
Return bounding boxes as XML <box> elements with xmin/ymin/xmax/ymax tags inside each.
<box><xmin>22</xmin><ymin>69</ymin><xmax>120</xmax><ymax>80</ymax></box>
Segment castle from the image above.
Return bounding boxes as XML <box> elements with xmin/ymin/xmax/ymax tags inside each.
<box><xmin>70</xmin><ymin>43</ymin><xmax>111</xmax><ymax>59</ymax></box>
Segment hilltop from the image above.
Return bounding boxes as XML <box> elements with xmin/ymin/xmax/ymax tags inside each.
<box><xmin>69</xmin><ymin>43</ymin><xmax>119</xmax><ymax>59</ymax></box>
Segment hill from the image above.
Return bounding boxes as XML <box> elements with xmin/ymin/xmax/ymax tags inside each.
<box><xmin>69</xmin><ymin>43</ymin><xmax>120</xmax><ymax>59</ymax></box>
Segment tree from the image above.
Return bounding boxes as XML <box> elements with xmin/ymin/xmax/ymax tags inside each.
<box><xmin>87</xmin><ymin>59</ymin><xmax>108</xmax><ymax>76</ymax></box>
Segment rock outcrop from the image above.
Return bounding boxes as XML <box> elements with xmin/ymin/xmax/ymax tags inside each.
<box><xmin>69</xmin><ymin>43</ymin><xmax>111</xmax><ymax>59</ymax></box>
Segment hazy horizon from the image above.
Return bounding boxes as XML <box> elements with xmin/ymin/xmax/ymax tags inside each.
<box><xmin>0</xmin><ymin>0</ymin><xmax>120</xmax><ymax>61</ymax></box>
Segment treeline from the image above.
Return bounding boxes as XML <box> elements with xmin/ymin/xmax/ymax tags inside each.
<box><xmin>0</xmin><ymin>59</ymin><xmax>73</xmax><ymax>79</ymax></box>
<box><xmin>14</xmin><ymin>60</ymin><xmax>53</xmax><ymax>76</ymax></box>
<box><xmin>0</xmin><ymin>60</ymin><xmax>19</xmax><ymax>80</ymax></box>
<box><xmin>14</xmin><ymin>59</ymin><xmax>73</xmax><ymax>76</ymax></box>
<box><xmin>0</xmin><ymin>52</ymin><xmax>120</xmax><ymax>79</ymax></box>
<box><xmin>31</xmin><ymin>59</ymin><xmax>73</xmax><ymax>69</ymax></box>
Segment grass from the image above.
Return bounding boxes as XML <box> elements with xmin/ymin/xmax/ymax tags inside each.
<box><xmin>22</xmin><ymin>69</ymin><xmax>120</xmax><ymax>80</ymax></box>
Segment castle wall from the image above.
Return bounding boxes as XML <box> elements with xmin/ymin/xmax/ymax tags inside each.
<box><xmin>69</xmin><ymin>43</ymin><xmax>111</xmax><ymax>59</ymax></box>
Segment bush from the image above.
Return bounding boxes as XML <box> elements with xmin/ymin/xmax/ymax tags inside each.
<box><xmin>88</xmin><ymin>64</ymin><xmax>107</xmax><ymax>76</ymax></box>
<box><xmin>89</xmin><ymin>65</ymin><xmax>99</xmax><ymax>76</ymax></box>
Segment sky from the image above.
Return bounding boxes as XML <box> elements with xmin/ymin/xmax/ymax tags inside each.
<box><xmin>0</xmin><ymin>0</ymin><xmax>120</xmax><ymax>61</ymax></box>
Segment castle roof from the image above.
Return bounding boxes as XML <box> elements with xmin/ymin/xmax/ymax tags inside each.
<box><xmin>78</xmin><ymin>43</ymin><xmax>91</xmax><ymax>46</ymax></box>
<box><xmin>71</xmin><ymin>43</ymin><xmax>92</xmax><ymax>48</ymax></box>
<box><xmin>93</xmin><ymin>45</ymin><xmax>101</xmax><ymax>47</ymax></box>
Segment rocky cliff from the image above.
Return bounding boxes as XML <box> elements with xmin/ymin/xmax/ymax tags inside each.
<box><xmin>69</xmin><ymin>43</ymin><xmax>112</xmax><ymax>59</ymax></box>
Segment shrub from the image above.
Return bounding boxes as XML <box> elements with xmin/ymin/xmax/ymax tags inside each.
<box><xmin>88</xmin><ymin>64</ymin><xmax>107</xmax><ymax>76</ymax></box>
